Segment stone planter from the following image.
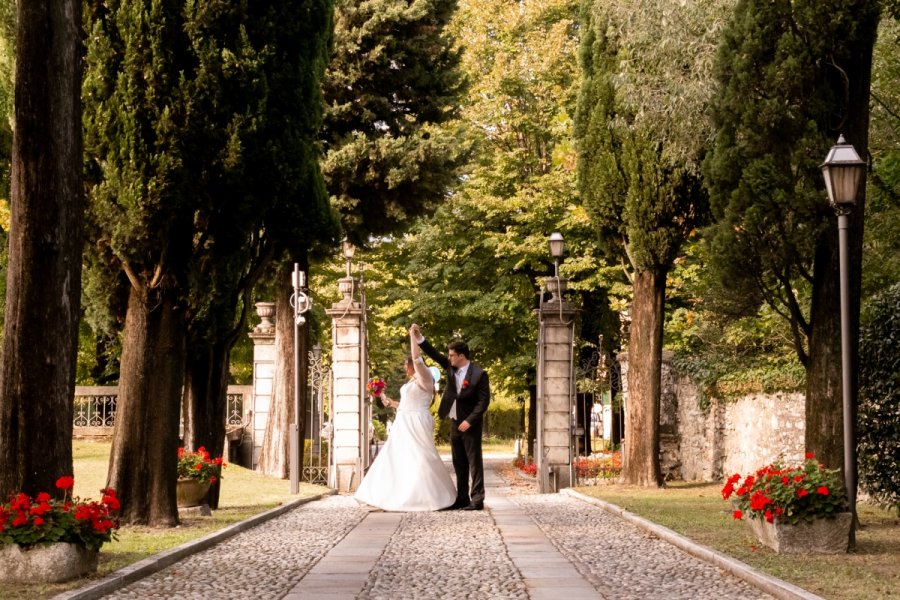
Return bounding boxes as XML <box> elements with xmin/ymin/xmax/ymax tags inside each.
<box><xmin>0</xmin><ymin>542</ymin><xmax>99</xmax><ymax>583</ymax></box>
<box><xmin>745</xmin><ymin>512</ymin><xmax>852</xmax><ymax>554</ymax></box>
<box><xmin>176</xmin><ymin>478</ymin><xmax>211</xmax><ymax>508</ymax></box>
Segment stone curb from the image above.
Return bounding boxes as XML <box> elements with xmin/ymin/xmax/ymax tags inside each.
<box><xmin>561</xmin><ymin>488</ymin><xmax>825</xmax><ymax>600</ymax></box>
<box><xmin>53</xmin><ymin>491</ymin><xmax>336</xmax><ymax>600</ymax></box>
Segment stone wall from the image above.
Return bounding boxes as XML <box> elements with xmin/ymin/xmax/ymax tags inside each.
<box><xmin>618</xmin><ymin>354</ymin><xmax>806</xmax><ymax>482</ymax></box>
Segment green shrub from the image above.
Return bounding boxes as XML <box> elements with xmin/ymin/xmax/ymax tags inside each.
<box><xmin>429</xmin><ymin>400</ymin><xmax>522</xmax><ymax>442</ymax></box>
<box><xmin>858</xmin><ymin>282</ymin><xmax>900</xmax><ymax>513</ymax></box>
<box><xmin>483</xmin><ymin>405</ymin><xmax>522</xmax><ymax>439</ymax></box>
<box><xmin>372</xmin><ymin>418</ymin><xmax>387</xmax><ymax>441</ymax></box>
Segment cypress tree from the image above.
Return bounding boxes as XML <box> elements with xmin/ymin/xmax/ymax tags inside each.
<box><xmin>575</xmin><ymin>0</ymin><xmax>723</xmax><ymax>485</ymax></box>
<box><xmin>704</xmin><ymin>0</ymin><xmax>881</xmax><ymax>483</ymax></box>
<box><xmin>83</xmin><ymin>0</ymin><xmax>336</xmax><ymax>524</ymax></box>
<box><xmin>321</xmin><ymin>0</ymin><xmax>467</xmax><ymax>242</ymax></box>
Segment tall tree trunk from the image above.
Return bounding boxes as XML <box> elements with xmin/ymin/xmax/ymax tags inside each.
<box><xmin>806</xmin><ymin>235</ymin><xmax>845</xmax><ymax>470</ymax></box>
<box><xmin>0</xmin><ymin>0</ymin><xmax>83</xmax><ymax>500</ymax></box>
<box><xmin>621</xmin><ymin>268</ymin><xmax>665</xmax><ymax>487</ymax></box>
<box><xmin>805</xmin><ymin>12</ymin><xmax>877</xmax><ymax>487</ymax></box>
<box><xmin>257</xmin><ymin>260</ymin><xmax>309</xmax><ymax>478</ymax></box>
<box><xmin>182</xmin><ymin>341</ymin><xmax>230</xmax><ymax>508</ymax></box>
<box><xmin>107</xmin><ymin>285</ymin><xmax>185</xmax><ymax>525</ymax></box>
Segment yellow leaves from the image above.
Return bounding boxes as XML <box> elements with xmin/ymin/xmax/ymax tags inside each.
<box><xmin>0</xmin><ymin>198</ymin><xmax>9</xmax><ymax>232</ymax></box>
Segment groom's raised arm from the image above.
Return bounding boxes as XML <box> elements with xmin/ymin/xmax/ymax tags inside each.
<box><xmin>412</xmin><ymin>324</ymin><xmax>449</xmax><ymax>370</ymax></box>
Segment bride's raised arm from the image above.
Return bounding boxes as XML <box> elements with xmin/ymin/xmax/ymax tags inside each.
<box><xmin>410</xmin><ymin>327</ymin><xmax>435</xmax><ymax>394</ymax></box>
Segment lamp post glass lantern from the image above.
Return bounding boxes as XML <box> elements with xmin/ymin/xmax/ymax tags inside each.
<box><xmin>548</xmin><ymin>232</ymin><xmax>564</xmax><ymax>277</ymax></box>
<box><xmin>820</xmin><ymin>134</ymin><xmax>865</xmax><ymax>547</ymax></box>
<box><xmin>820</xmin><ymin>135</ymin><xmax>865</xmax><ymax>209</ymax></box>
<box><xmin>342</xmin><ymin>238</ymin><xmax>356</xmax><ymax>278</ymax></box>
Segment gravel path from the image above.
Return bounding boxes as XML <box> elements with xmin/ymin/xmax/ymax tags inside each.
<box><xmin>101</xmin><ymin>496</ymin><xmax>367</xmax><ymax>599</ymax></box>
<box><xmin>91</xmin><ymin>459</ymin><xmax>786</xmax><ymax>600</ymax></box>
<box><xmin>513</xmin><ymin>493</ymin><xmax>772</xmax><ymax>600</ymax></box>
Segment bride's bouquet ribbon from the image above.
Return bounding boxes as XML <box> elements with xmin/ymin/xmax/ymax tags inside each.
<box><xmin>367</xmin><ymin>376</ymin><xmax>386</xmax><ymax>396</ymax></box>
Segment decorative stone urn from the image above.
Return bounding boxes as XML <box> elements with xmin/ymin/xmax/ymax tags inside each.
<box><xmin>176</xmin><ymin>478</ymin><xmax>211</xmax><ymax>508</ymax></box>
<box><xmin>0</xmin><ymin>543</ymin><xmax>99</xmax><ymax>583</ymax></box>
<box><xmin>545</xmin><ymin>276</ymin><xmax>567</xmax><ymax>302</ymax></box>
<box><xmin>254</xmin><ymin>302</ymin><xmax>276</xmax><ymax>333</ymax></box>
<box><xmin>745</xmin><ymin>512</ymin><xmax>853</xmax><ymax>554</ymax></box>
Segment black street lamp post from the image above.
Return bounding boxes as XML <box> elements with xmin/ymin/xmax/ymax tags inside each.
<box><xmin>290</xmin><ymin>264</ymin><xmax>312</xmax><ymax>494</ymax></box>
<box><xmin>820</xmin><ymin>134</ymin><xmax>866</xmax><ymax>547</ymax></box>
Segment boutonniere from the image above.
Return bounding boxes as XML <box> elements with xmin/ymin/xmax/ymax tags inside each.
<box><xmin>462</xmin><ymin>379</ymin><xmax>470</xmax><ymax>390</ymax></box>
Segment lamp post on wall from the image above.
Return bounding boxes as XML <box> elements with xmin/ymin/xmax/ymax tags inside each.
<box><xmin>290</xmin><ymin>264</ymin><xmax>312</xmax><ymax>494</ymax></box>
<box><xmin>820</xmin><ymin>134</ymin><xmax>866</xmax><ymax>546</ymax></box>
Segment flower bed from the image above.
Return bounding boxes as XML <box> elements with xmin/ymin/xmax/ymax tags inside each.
<box><xmin>722</xmin><ymin>453</ymin><xmax>847</xmax><ymax>525</ymax></box>
<box><xmin>1</xmin><ymin>475</ymin><xmax>120</xmax><ymax>582</ymax></box>
<box><xmin>0</xmin><ymin>476</ymin><xmax>120</xmax><ymax>551</ymax></box>
<box><xmin>177</xmin><ymin>447</ymin><xmax>225</xmax><ymax>486</ymax></box>
<box><xmin>513</xmin><ymin>452</ymin><xmax>622</xmax><ymax>484</ymax></box>
<box><xmin>513</xmin><ymin>457</ymin><xmax>537</xmax><ymax>477</ymax></box>
<box><xmin>573</xmin><ymin>451</ymin><xmax>622</xmax><ymax>483</ymax></box>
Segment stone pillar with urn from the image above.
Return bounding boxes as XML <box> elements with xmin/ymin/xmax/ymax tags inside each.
<box><xmin>535</xmin><ymin>233</ymin><xmax>577</xmax><ymax>492</ymax></box>
<box><xmin>325</xmin><ymin>271</ymin><xmax>368</xmax><ymax>492</ymax></box>
<box><xmin>248</xmin><ymin>302</ymin><xmax>276</xmax><ymax>469</ymax></box>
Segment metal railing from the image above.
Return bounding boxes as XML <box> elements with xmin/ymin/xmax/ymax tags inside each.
<box><xmin>73</xmin><ymin>386</ymin><xmax>252</xmax><ymax>436</ymax></box>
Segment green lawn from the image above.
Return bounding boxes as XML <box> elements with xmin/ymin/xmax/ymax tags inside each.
<box><xmin>3</xmin><ymin>440</ymin><xmax>328</xmax><ymax>600</ymax></box>
<box><xmin>573</xmin><ymin>481</ymin><xmax>900</xmax><ymax>600</ymax></box>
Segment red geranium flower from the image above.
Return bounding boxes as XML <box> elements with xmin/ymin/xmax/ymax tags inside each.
<box><xmin>1</xmin><ymin>481</ymin><xmax>120</xmax><ymax>551</ymax></box>
<box><xmin>725</xmin><ymin>456</ymin><xmax>847</xmax><ymax>529</ymax></box>
<box><xmin>732</xmin><ymin>510</ymin><xmax>743</xmax><ymax>520</ymax></box>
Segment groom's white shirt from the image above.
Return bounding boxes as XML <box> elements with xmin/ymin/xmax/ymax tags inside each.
<box><xmin>452</xmin><ymin>364</ymin><xmax>469</xmax><ymax>420</ymax></box>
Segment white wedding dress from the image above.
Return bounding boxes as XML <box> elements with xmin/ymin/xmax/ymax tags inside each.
<box><xmin>354</xmin><ymin>379</ymin><xmax>456</xmax><ymax>511</ymax></box>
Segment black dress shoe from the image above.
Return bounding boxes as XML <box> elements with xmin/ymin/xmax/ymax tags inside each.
<box><xmin>461</xmin><ymin>502</ymin><xmax>484</xmax><ymax>511</ymax></box>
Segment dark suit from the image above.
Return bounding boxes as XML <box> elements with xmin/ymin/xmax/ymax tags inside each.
<box><xmin>419</xmin><ymin>338</ymin><xmax>490</xmax><ymax>506</ymax></box>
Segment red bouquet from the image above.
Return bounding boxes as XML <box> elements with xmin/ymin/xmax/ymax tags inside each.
<box><xmin>366</xmin><ymin>376</ymin><xmax>386</xmax><ymax>397</ymax></box>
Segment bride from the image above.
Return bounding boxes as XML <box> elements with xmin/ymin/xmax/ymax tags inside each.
<box><xmin>354</xmin><ymin>328</ymin><xmax>456</xmax><ymax>511</ymax></box>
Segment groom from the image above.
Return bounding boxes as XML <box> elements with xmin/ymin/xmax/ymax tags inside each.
<box><xmin>411</xmin><ymin>324</ymin><xmax>490</xmax><ymax>510</ymax></box>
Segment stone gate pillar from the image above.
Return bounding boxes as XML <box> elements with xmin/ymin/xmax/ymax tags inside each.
<box><xmin>325</xmin><ymin>276</ymin><xmax>368</xmax><ymax>492</ymax></box>
<box><xmin>535</xmin><ymin>277</ymin><xmax>577</xmax><ymax>492</ymax></box>
<box><xmin>249</xmin><ymin>302</ymin><xmax>276</xmax><ymax>470</ymax></box>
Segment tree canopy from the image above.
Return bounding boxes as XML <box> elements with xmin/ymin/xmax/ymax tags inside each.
<box><xmin>321</xmin><ymin>0</ymin><xmax>469</xmax><ymax>243</ymax></box>
<box><xmin>83</xmin><ymin>0</ymin><xmax>335</xmax><ymax>523</ymax></box>
<box><xmin>703</xmin><ymin>0</ymin><xmax>881</xmax><ymax>473</ymax></box>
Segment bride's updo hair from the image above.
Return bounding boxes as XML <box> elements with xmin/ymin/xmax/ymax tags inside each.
<box><xmin>404</xmin><ymin>356</ymin><xmax>414</xmax><ymax>369</ymax></box>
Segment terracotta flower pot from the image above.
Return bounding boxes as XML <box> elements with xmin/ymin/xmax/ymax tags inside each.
<box><xmin>0</xmin><ymin>542</ymin><xmax>99</xmax><ymax>583</ymax></box>
<box><xmin>176</xmin><ymin>478</ymin><xmax>211</xmax><ymax>508</ymax></box>
<box><xmin>745</xmin><ymin>512</ymin><xmax>852</xmax><ymax>554</ymax></box>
